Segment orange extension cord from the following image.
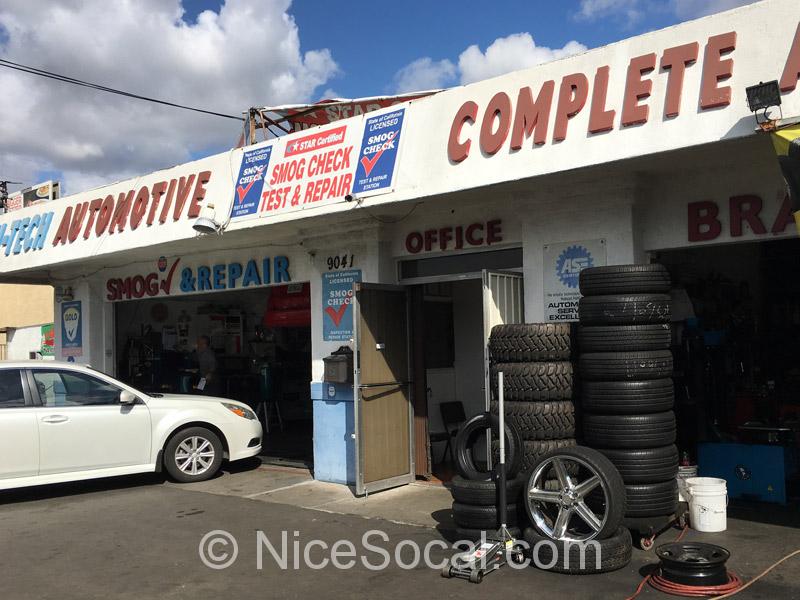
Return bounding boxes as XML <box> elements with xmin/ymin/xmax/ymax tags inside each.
<box><xmin>625</xmin><ymin>526</ymin><xmax>800</xmax><ymax>599</ymax></box>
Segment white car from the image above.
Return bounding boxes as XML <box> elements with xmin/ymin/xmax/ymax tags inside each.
<box><xmin>0</xmin><ymin>361</ymin><xmax>263</xmax><ymax>490</ymax></box>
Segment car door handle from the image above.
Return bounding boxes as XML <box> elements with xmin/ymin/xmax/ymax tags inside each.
<box><xmin>41</xmin><ymin>415</ymin><xmax>69</xmax><ymax>424</ymax></box>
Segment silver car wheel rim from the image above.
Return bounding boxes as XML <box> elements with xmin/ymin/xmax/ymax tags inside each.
<box><xmin>175</xmin><ymin>436</ymin><xmax>215</xmax><ymax>476</ymax></box>
<box><xmin>526</xmin><ymin>455</ymin><xmax>609</xmax><ymax>542</ymax></box>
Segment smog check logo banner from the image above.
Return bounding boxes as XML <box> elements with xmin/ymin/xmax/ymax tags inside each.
<box><xmin>353</xmin><ymin>109</ymin><xmax>405</xmax><ymax>195</ymax></box>
<box><xmin>556</xmin><ymin>245</ymin><xmax>593</xmax><ymax>289</ymax></box>
<box><xmin>232</xmin><ymin>146</ymin><xmax>273</xmax><ymax>219</ymax></box>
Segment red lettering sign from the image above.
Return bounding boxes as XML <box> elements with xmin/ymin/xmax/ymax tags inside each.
<box><xmin>404</xmin><ymin>220</ymin><xmax>504</xmax><ymax>254</ymax></box>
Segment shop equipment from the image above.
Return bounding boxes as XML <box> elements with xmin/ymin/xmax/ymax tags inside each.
<box><xmin>443</xmin><ymin>373</ymin><xmax>525</xmax><ymax>583</ymax></box>
<box><xmin>649</xmin><ymin>542</ymin><xmax>742</xmax><ymax>596</ymax></box>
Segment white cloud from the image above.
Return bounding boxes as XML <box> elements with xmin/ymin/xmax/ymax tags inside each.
<box><xmin>0</xmin><ymin>0</ymin><xmax>338</xmax><ymax>195</ymax></box>
<box><xmin>577</xmin><ymin>0</ymin><xmax>645</xmax><ymax>26</ymax></box>
<box><xmin>459</xmin><ymin>34</ymin><xmax>587</xmax><ymax>85</ymax></box>
<box><xmin>393</xmin><ymin>57</ymin><xmax>457</xmax><ymax>93</ymax></box>
<box><xmin>392</xmin><ymin>33</ymin><xmax>586</xmax><ymax>93</ymax></box>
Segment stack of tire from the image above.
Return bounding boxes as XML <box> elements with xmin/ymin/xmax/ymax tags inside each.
<box><xmin>577</xmin><ymin>265</ymin><xmax>679</xmax><ymax>524</ymax></box>
<box><xmin>449</xmin><ymin>412</ymin><xmax>526</xmax><ymax>539</ymax></box>
<box><xmin>488</xmin><ymin>323</ymin><xmax>577</xmax><ymax>474</ymax></box>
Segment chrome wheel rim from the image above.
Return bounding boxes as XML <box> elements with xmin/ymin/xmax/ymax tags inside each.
<box><xmin>526</xmin><ymin>455</ymin><xmax>609</xmax><ymax>542</ymax></box>
<box><xmin>175</xmin><ymin>436</ymin><xmax>215</xmax><ymax>476</ymax></box>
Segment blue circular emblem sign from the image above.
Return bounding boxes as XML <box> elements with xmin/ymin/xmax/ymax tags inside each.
<box><xmin>556</xmin><ymin>245</ymin><xmax>593</xmax><ymax>289</ymax></box>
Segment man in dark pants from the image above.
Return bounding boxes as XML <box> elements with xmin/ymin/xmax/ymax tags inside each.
<box><xmin>195</xmin><ymin>335</ymin><xmax>219</xmax><ymax>396</ymax></box>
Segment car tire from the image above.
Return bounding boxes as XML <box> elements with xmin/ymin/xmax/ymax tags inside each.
<box><xmin>491</xmin><ymin>362</ymin><xmax>573</xmax><ymax>401</ymax></box>
<box><xmin>578</xmin><ymin>294</ymin><xmax>671</xmax><ymax>325</ymax></box>
<box><xmin>579</xmin><ymin>264</ymin><xmax>671</xmax><ymax>296</ymax></box>
<box><xmin>582</xmin><ymin>412</ymin><xmax>676</xmax><ymax>448</ymax></box>
<box><xmin>578</xmin><ymin>324</ymin><xmax>671</xmax><ymax>352</ymax></box>
<box><xmin>581</xmin><ymin>379</ymin><xmax>674</xmax><ymax>414</ymax></box>
<box><xmin>522</xmin><ymin>526</ymin><xmax>632</xmax><ymax>573</ymax></box>
<box><xmin>452</xmin><ymin>502</ymin><xmax>520</xmax><ymax>529</ymax></box>
<box><xmin>489</xmin><ymin>400</ymin><xmax>576</xmax><ymax>440</ymax></box>
<box><xmin>455</xmin><ymin>412</ymin><xmax>523</xmax><ymax>481</ymax></box>
<box><xmin>579</xmin><ymin>351</ymin><xmax>673</xmax><ymax>381</ymax></box>
<box><xmin>506</xmin><ymin>439</ymin><xmax>578</xmax><ymax>475</ymax></box>
<box><xmin>596</xmin><ymin>446</ymin><xmax>679</xmax><ymax>484</ymax></box>
<box><xmin>625</xmin><ymin>481</ymin><xmax>679</xmax><ymax>517</ymax></box>
<box><xmin>489</xmin><ymin>323</ymin><xmax>571</xmax><ymax>362</ymax></box>
<box><xmin>449</xmin><ymin>474</ymin><xmax>527</xmax><ymax>505</ymax></box>
<box><xmin>164</xmin><ymin>426</ymin><xmax>224</xmax><ymax>483</ymax></box>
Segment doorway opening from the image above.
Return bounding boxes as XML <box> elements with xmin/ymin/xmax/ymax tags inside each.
<box><xmin>113</xmin><ymin>284</ymin><xmax>313</xmax><ymax>466</ymax></box>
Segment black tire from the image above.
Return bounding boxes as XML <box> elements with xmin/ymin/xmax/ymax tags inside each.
<box><xmin>522</xmin><ymin>527</ymin><xmax>632</xmax><ymax>574</ymax></box>
<box><xmin>581</xmin><ymin>379</ymin><xmax>674</xmax><ymax>414</ymax></box>
<box><xmin>514</xmin><ymin>439</ymin><xmax>578</xmax><ymax>474</ymax></box>
<box><xmin>579</xmin><ymin>294</ymin><xmax>670</xmax><ymax>325</ymax></box>
<box><xmin>525</xmin><ymin>446</ymin><xmax>626</xmax><ymax>542</ymax></box>
<box><xmin>489</xmin><ymin>401</ymin><xmax>576</xmax><ymax>440</ymax></box>
<box><xmin>597</xmin><ymin>446</ymin><xmax>679</xmax><ymax>484</ymax></box>
<box><xmin>489</xmin><ymin>323</ymin><xmax>571</xmax><ymax>362</ymax></box>
<box><xmin>452</xmin><ymin>502</ymin><xmax>520</xmax><ymax>528</ymax></box>
<box><xmin>491</xmin><ymin>362</ymin><xmax>573</xmax><ymax>401</ymax></box>
<box><xmin>449</xmin><ymin>474</ymin><xmax>527</xmax><ymax>505</ymax></box>
<box><xmin>582</xmin><ymin>412</ymin><xmax>676</xmax><ymax>448</ymax></box>
<box><xmin>579</xmin><ymin>264</ymin><xmax>671</xmax><ymax>296</ymax></box>
<box><xmin>455</xmin><ymin>526</ymin><xmax>522</xmax><ymax>541</ymax></box>
<box><xmin>625</xmin><ymin>481</ymin><xmax>679</xmax><ymax>517</ymax></box>
<box><xmin>455</xmin><ymin>412</ymin><xmax>523</xmax><ymax>481</ymax></box>
<box><xmin>578</xmin><ymin>324</ymin><xmax>671</xmax><ymax>352</ymax></box>
<box><xmin>579</xmin><ymin>351</ymin><xmax>673</xmax><ymax>381</ymax></box>
<box><xmin>163</xmin><ymin>426</ymin><xmax>224</xmax><ymax>483</ymax></box>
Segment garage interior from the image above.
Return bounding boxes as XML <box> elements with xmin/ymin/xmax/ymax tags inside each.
<box><xmin>654</xmin><ymin>238</ymin><xmax>800</xmax><ymax>504</ymax></box>
<box><xmin>113</xmin><ymin>285</ymin><xmax>313</xmax><ymax>465</ymax></box>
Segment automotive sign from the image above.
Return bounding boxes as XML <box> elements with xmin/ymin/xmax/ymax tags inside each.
<box><xmin>60</xmin><ymin>300</ymin><xmax>83</xmax><ymax>357</ymax></box>
<box><xmin>352</xmin><ymin>108</ymin><xmax>405</xmax><ymax>195</ymax></box>
<box><xmin>543</xmin><ymin>240</ymin><xmax>606</xmax><ymax>322</ymax></box>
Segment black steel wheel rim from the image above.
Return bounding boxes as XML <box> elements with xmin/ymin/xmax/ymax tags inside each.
<box><xmin>656</xmin><ymin>543</ymin><xmax>731</xmax><ymax>586</ymax></box>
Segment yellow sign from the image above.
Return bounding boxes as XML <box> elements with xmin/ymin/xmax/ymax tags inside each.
<box><xmin>771</xmin><ymin>124</ymin><xmax>800</xmax><ymax>235</ymax></box>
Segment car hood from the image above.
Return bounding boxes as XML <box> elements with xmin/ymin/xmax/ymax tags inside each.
<box><xmin>147</xmin><ymin>393</ymin><xmax>249</xmax><ymax>408</ymax></box>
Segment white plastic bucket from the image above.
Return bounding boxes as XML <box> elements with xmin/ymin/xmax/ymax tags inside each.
<box><xmin>677</xmin><ymin>465</ymin><xmax>698</xmax><ymax>502</ymax></box>
<box><xmin>686</xmin><ymin>477</ymin><xmax>727</xmax><ymax>532</ymax></box>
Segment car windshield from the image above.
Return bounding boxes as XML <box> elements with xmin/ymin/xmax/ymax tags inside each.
<box><xmin>85</xmin><ymin>364</ymin><xmax>159</xmax><ymax>397</ymax></box>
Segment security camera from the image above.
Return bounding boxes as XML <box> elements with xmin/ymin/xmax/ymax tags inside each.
<box><xmin>345</xmin><ymin>194</ymin><xmax>354</xmax><ymax>202</ymax></box>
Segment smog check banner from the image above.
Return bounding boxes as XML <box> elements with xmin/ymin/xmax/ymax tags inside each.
<box><xmin>230</xmin><ymin>108</ymin><xmax>407</xmax><ymax>221</ymax></box>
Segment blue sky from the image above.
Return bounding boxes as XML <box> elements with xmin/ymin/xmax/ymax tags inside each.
<box><xmin>184</xmin><ymin>0</ymin><xmax>730</xmax><ymax>98</ymax></box>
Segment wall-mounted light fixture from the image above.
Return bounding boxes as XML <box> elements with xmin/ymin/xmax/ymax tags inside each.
<box><xmin>746</xmin><ymin>80</ymin><xmax>782</xmax><ymax>127</ymax></box>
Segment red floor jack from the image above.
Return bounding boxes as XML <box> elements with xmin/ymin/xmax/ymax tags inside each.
<box><xmin>442</xmin><ymin>372</ymin><xmax>526</xmax><ymax>583</ymax></box>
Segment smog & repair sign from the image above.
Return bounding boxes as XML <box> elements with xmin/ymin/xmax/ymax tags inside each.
<box><xmin>60</xmin><ymin>300</ymin><xmax>83</xmax><ymax>357</ymax></box>
<box><xmin>543</xmin><ymin>240</ymin><xmax>606</xmax><ymax>322</ymax></box>
<box><xmin>352</xmin><ymin>108</ymin><xmax>405</xmax><ymax>195</ymax></box>
<box><xmin>322</xmin><ymin>269</ymin><xmax>361</xmax><ymax>341</ymax></box>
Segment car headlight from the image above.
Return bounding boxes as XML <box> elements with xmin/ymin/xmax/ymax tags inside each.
<box><xmin>221</xmin><ymin>402</ymin><xmax>257</xmax><ymax>420</ymax></box>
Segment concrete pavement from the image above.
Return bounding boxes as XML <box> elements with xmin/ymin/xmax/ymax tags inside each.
<box><xmin>1</xmin><ymin>462</ymin><xmax>799</xmax><ymax>599</ymax></box>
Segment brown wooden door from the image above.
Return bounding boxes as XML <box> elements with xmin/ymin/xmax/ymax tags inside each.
<box><xmin>353</xmin><ymin>283</ymin><xmax>414</xmax><ymax>495</ymax></box>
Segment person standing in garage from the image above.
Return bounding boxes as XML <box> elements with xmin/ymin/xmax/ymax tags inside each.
<box><xmin>195</xmin><ymin>335</ymin><xmax>219</xmax><ymax>396</ymax></box>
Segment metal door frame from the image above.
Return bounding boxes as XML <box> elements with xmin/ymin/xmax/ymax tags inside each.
<box><xmin>352</xmin><ymin>282</ymin><xmax>415</xmax><ymax>496</ymax></box>
<box><xmin>482</xmin><ymin>270</ymin><xmax>524</xmax><ymax>411</ymax></box>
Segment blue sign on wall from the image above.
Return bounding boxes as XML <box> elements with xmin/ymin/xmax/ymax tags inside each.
<box><xmin>322</xmin><ymin>269</ymin><xmax>361</xmax><ymax>341</ymax></box>
<box><xmin>231</xmin><ymin>145</ymin><xmax>273</xmax><ymax>219</ymax></box>
<box><xmin>352</xmin><ymin>109</ymin><xmax>405</xmax><ymax>195</ymax></box>
<box><xmin>61</xmin><ymin>300</ymin><xmax>83</xmax><ymax>357</ymax></box>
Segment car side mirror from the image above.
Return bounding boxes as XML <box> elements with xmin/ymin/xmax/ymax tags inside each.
<box><xmin>120</xmin><ymin>390</ymin><xmax>137</xmax><ymax>405</ymax></box>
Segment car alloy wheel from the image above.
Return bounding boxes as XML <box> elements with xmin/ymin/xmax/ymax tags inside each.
<box><xmin>525</xmin><ymin>449</ymin><xmax>624</xmax><ymax>542</ymax></box>
<box><xmin>175</xmin><ymin>436</ymin><xmax>216</xmax><ymax>476</ymax></box>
